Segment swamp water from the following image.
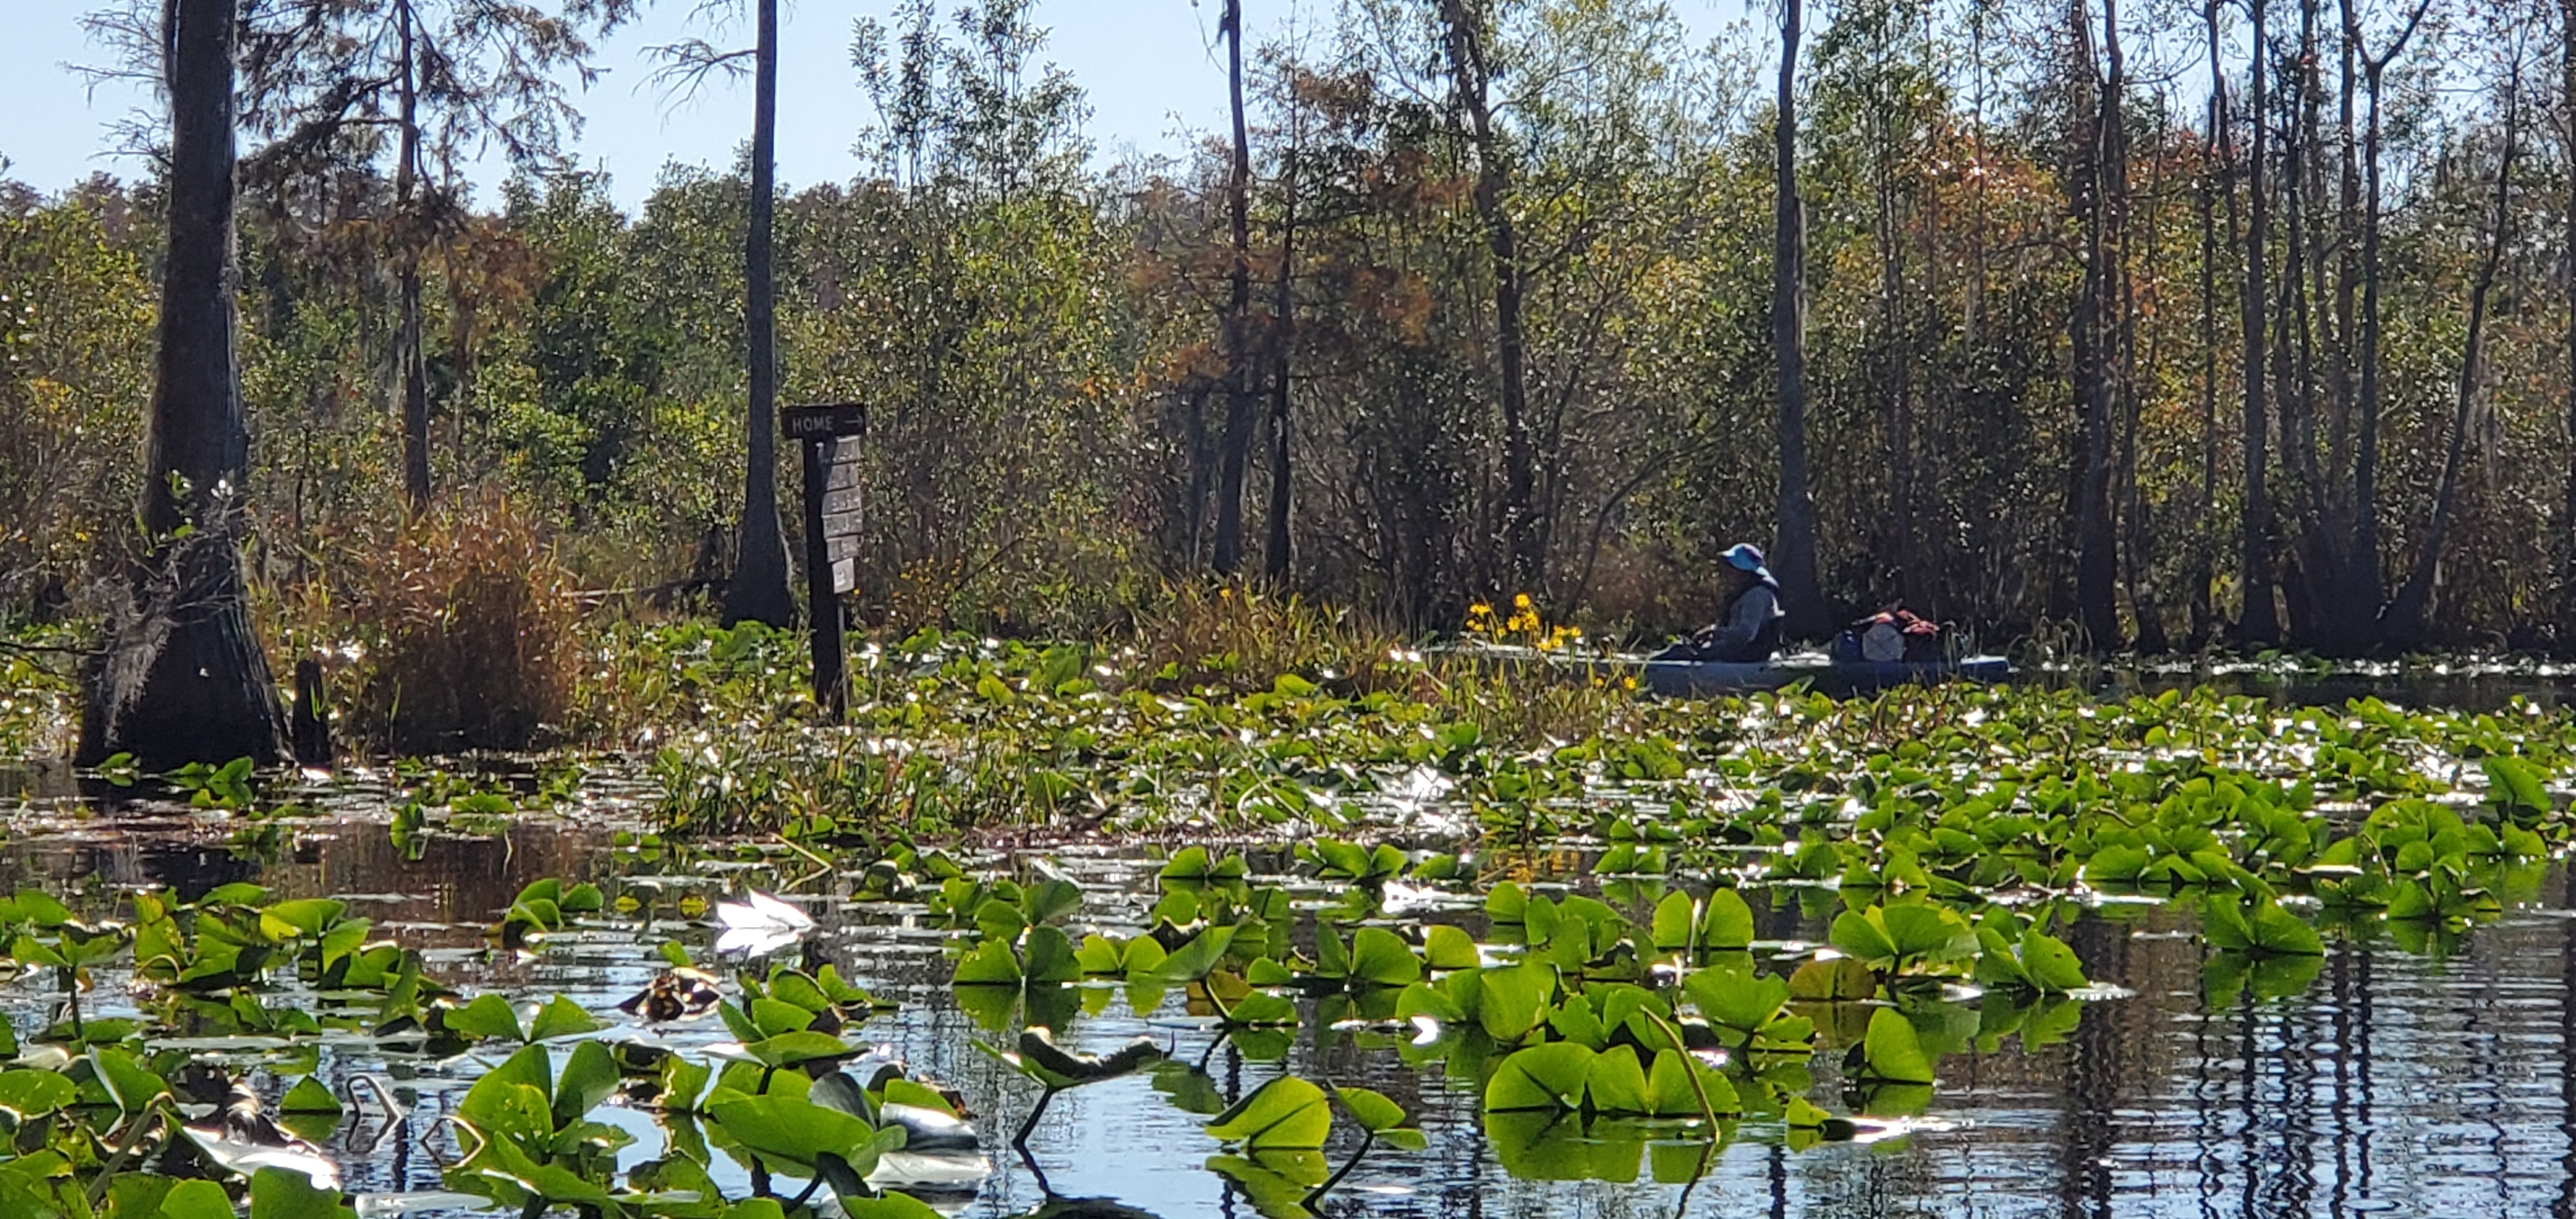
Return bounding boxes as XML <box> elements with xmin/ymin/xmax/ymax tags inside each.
<box><xmin>2</xmin><ymin>756</ymin><xmax>2572</xmax><ymax>1219</ymax></box>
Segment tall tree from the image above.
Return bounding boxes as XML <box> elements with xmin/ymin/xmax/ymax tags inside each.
<box><xmin>2238</xmin><ymin>0</ymin><xmax>2283</xmax><ymax>643</ymax></box>
<box><xmin>77</xmin><ymin>0</ymin><xmax>290</xmax><ymax>768</ymax></box>
<box><xmin>1772</xmin><ymin>0</ymin><xmax>1832</xmax><ymax>638</ymax></box>
<box><xmin>2385</xmin><ymin>38</ymin><xmax>2524</xmax><ymax>641</ymax></box>
<box><xmin>1263</xmin><ymin>82</ymin><xmax>1308</xmax><ymax>583</ymax></box>
<box><xmin>234</xmin><ymin>0</ymin><xmax>632</xmax><ymax>510</ymax></box>
<box><xmin>1436</xmin><ymin>0</ymin><xmax>1541</xmax><ymax>592</ymax></box>
<box><xmin>392</xmin><ymin>0</ymin><xmax>429</xmax><ymax>507</ymax></box>
<box><xmin>2336</xmin><ymin>0</ymin><xmax>2431</xmax><ymax>643</ymax></box>
<box><xmin>2193</xmin><ymin>0</ymin><xmax>2227</xmax><ymax>647</ymax></box>
<box><xmin>723</xmin><ymin>0</ymin><xmax>795</xmax><ymax>627</ymax></box>
<box><xmin>652</xmin><ymin>0</ymin><xmax>802</xmax><ymax>627</ymax></box>
<box><xmin>2067</xmin><ymin>0</ymin><xmax>2124</xmax><ymax>648</ymax></box>
<box><xmin>1213</xmin><ymin>0</ymin><xmax>1259</xmax><ymax>576</ymax></box>
<box><xmin>2561</xmin><ymin>0</ymin><xmax>2576</xmax><ymax>632</ymax></box>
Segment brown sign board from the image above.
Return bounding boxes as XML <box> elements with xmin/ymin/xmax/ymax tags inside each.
<box><xmin>783</xmin><ymin>403</ymin><xmax>867</xmax><ymax>441</ymax></box>
<box><xmin>788</xmin><ymin>402</ymin><xmax>868</xmax><ymax>721</ymax></box>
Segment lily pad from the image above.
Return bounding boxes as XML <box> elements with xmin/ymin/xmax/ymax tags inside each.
<box><xmin>1205</xmin><ymin>1077</ymin><xmax>1330</xmax><ymax>1149</ymax></box>
<box><xmin>1485</xmin><ymin>1042</ymin><xmax>1595</xmax><ymax>1112</ymax></box>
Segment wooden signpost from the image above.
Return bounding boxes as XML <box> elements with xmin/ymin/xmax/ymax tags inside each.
<box><xmin>783</xmin><ymin>403</ymin><xmax>866</xmax><ymax>721</ymax></box>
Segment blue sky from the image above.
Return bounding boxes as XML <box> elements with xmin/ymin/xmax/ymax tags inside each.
<box><xmin>1</xmin><ymin>0</ymin><xmax>1741</xmax><ymax>211</ymax></box>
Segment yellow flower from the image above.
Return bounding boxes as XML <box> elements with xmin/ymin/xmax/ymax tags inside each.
<box><xmin>1469</xmin><ymin>602</ymin><xmax>1492</xmax><ymax>617</ymax></box>
<box><xmin>1514</xmin><ymin>593</ymin><xmax>1533</xmax><ymax>610</ymax></box>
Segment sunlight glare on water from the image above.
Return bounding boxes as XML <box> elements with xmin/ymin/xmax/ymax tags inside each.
<box><xmin>4</xmin><ymin>753</ymin><xmax>2576</xmax><ymax>1218</ymax></box>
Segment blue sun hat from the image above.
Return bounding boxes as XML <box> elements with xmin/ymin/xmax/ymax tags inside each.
<box><xmin>1721</xmin><ymin>542</ymin><xmax>1771</xmax><ymax>579</ymax></box>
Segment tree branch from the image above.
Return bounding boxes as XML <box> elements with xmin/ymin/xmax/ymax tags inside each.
<box><xmin>645</xmin><ymin>37</ymin><xmax>755</xmax><ymax>107</ymax></box>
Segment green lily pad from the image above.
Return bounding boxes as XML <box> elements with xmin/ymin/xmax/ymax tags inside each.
<box><xmin>1206</xmin><ymin>1077</ymin><xmax>1330</xmax><ymax>1149</ymax></box>
<box><xmin>1206</xmin><ymin>1150</ymin><xmax>1327</xmax><ymax>1218</ymax></box>
<box><xmin>158</xmin><ymin>1180</ymin><xmax>234</xmax><ymax>1219</ymax></box>
<box><xmin>1485</xmin><ymin>1041</ymin><xmax>1595</xmax><ymax>1112</ymax></box>
<box><xmin>1475</xmin><ymin>962</ymin><xmax>1554</xmax><ymax>1042</ymax></box>
<box><xmin>0</xmin><ymin>1070</ymin><xmax>75</xmax><ymax>1119</ymax></box>
<box><xmin>1348</xmin><ymin>927</ymin><xmax>1423</xmax><ymax>987</ymax></box>
<box><xmin>1333</xmin><ymin>1085</ymin><xmax>1410</xmax><ymax>1134</ymax></box>
<box><xmin>279</xmin><ymin>1076</ymin><xmax>341</xmax><ymax>1116</ymax></box>
<box><xmin>88</xmin><ymin>1046</ymin><xmax>169</xmax><ymax>1116</ymax></box>
<box><xmin>1855</xmin><ymin>1008</ymin><xmax>1935</xmax><ymax>1085</ymax></box>
<box><xmin>705</xmin><ymin>1092</ymin><xmax>903</xmax><ymax>1178</ymax></box>
<box><xmin>247</xmin><ymin>1167</ymin><xmax>355</xmax><ymax>1219</ymax></box>
<box><xmin>443</xmin><ymin>995</ymin><xmax>523</xmax><ymax>1042</ymax></box>
<box><xmin>1422</xmin><ymin>924</ymin><xmax>1480</xmax><ymax>970</ymax></box>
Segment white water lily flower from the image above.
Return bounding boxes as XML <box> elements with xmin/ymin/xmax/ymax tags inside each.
<box><xmin>870</xmin><ymin>1149</ymin><xmax>992</xmax><ymax>1192</ymax></box>
<box><xmin>353</xmin><ymin>1192</ymin><xmax>504</xmax><ymax>1218</ymax></box>
<box><xmin>713</xmin><ymin>890</ymin><xmax>816</xmax><ymax>956</ymax></box>
<box><xmin>181</xmin><ymin>1125</ymin><xmax>340</xmax><ymax>1190</ymax></box>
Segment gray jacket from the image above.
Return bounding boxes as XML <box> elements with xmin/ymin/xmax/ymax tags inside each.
<box><xmin>1711</xmin><ymin>581</ymin><xmax>1782</xmax><ymax>654</ymax></box>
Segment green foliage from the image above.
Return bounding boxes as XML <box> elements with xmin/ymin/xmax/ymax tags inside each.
<box><xmin>1205</xmin><ymin>1077</ymin><xmax>1332</xmax><ymax>1149</ymax></box>
<box><xmin>1828</xmin><ymin>903</ymin><xmax>1978</xmax><ymax>975</ymax></box>
<box><xmin>0</xmin><ymin>197</ymin><xmax>151</xmax><ymax>615</ymax></box>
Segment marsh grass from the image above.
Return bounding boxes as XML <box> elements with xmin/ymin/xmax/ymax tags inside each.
<box><xmin>336</xmin><ymin>495</ymin><xmax>581</xmax><ymax>754</ymax></box>
<box><xmin>1126</xmin><ymin>581</ymin><xmax>1413</xmax><ymax>696</ymax></box>
<box><xmin>1423</xmin><ymin>659</ymin><xmax>1648</xmax><ymax>748</ymax></box>
<box><xmin>650</xmin><ymin>724</ymin><xmax>1073</xmax><ymax>838</ymax></box>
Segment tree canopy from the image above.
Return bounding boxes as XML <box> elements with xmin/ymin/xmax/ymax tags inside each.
<box><xmin>6</xmin><ymin>0</ymin><xmax>2576</xmax><ymax>655</ymax></box>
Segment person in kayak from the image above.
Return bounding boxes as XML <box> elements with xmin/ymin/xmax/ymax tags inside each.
<box><xmin>1655</xmin><ymin>542</ymin><xmax>1784</xmax><ymax>663</ymax></box>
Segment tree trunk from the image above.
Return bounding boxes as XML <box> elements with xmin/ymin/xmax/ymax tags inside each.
<box><xmin>1873</xmin><ymin>56</ymin><xmax>1915</xmax><ymax>602</ymax></box>
<box><xmin>1439</xmin><ymin>0</ymin><xmax>1540</xmax><ymax>594</ymax></box>
<box><xmin>2070</xmin><ymin>0</ymin><xmax>2123</xmax><ymax>650</ymax></box>
<box><xmin>2194</xmin><ymin>2</ymin><xmax>2225</xmax><ymax>648</ymax></box>
<box><xmin>2342</xmin><ymin>0</ymin><xmax>2431</xmax><ymax>646</ymax></box>
<box><xmin>1770</xmin><ymin>0</ymin><xmax>1831</xmax><ymax>640</ymax></box>
<box><xmin>1212</xmin><ymin>0</ymin><xmax>1258</xmax><ymax>576</ymax></box>
<box><xmin>77</xmin><ymin>0</ymin><xmax>289</xmax><ymax>769</ymax></box>
<box><xmin>1263</xmin><ymin>140</ymin><xmax>1300</xmax><ymax>583</ymax></box>
<box><xmin>2282</xmin><ymin>0</ymin><xmax>2350</xmax><ymax>647</ymax></box>
<box><xmin>2384</xmin><ymin>66</ymin><xmax>2520</xmax><ymax>643</ymax></box>
<box><xmin>2561</xmin><ymin>0</ymin><xmax>2576</xmax><ymax>634</ymax></box>
<box><xmin>1182</xmin><ymin>379</ymin><xmax>1213</xmax><ymax>564</ymax></box>
<box><xmin>2238</xmin><ymin>0</ymin><xmax>2281</xmax><ymax>643</ymax></box>
<box><xmin>2269</xmin><ymin>0</ymin><xmax>2328</xmax><ymax>643</ymax></box>
<box><xmin>395</xmin><ymin>0</ymin><xmax>431</xmax><ymax>511</ymax></box>
<box><xmin>2122</xmin><ymin>87</ymin><xmax>2168</xmax><ymax>653</ymax></box>
<box><xmin>723</xmin><ymin>0</ymin><xmax>797</xmax><ymax>628</ymax></box>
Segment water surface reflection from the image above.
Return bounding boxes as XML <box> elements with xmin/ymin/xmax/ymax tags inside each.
<box><xmin>0</xmin><ymin>808</ymin><xmax>2565</xmax><ymax>1218</ymax></box>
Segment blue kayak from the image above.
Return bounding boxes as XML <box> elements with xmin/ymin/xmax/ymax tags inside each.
<box><xmin>1637</xmin><ymin>652</ymin><xmax>2012</xmax><ymax>698</ymax></box>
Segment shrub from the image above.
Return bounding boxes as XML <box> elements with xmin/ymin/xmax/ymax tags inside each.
<box><xmin>347</xmin><ymin>495</ymin><xmax>580</xmax><ymax>754</ymax></box>
<box><xmin>0</xmin><ymin>630</ymin><xmax>81</xmax><ymax>760</ymax></box>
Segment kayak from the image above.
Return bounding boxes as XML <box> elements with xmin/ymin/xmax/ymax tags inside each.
<box><xmin>1636</xmin><ymin>652</ymin><xmax>2013</xmax><ymax>698</ymax></box>
<box><xmin>1422</xmin><ymin>641</ymin><xmax>2014</xmax><ymax>696</ymax></box>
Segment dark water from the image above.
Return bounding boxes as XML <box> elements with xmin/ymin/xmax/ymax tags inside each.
<box><xmin>2100</xmin><ymin>661</ymin><xmax>2576</xmax><ymax>713</ymax></box>
<box><xmin>4</xmin><ymin>785</ymin><xmax>2576</xmax><ymax>1219</ymax></box>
